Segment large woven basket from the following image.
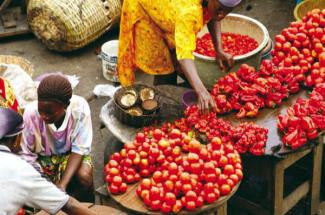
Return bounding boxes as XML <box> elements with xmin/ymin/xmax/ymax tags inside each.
<box><xmin>294</xmin><ymin>0</ymin><xmax>325</xmax><ymax>21</ymax></box>
<box><xmin>27</xmin><ymin>0</ymin><xmax>121</xmax><ymax>52</ymax></box>
<box><xmin>0</xmin><ymin>55</ymin><xmax>34</xmax><ymax>76</ymax></box>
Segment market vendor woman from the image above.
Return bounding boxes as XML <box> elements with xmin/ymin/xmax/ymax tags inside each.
<box><xmin>21</xmin><ymin>75</ymin><xmax>93</xmax><ymax>195</ymax></box>
<box><xmin>118</xmin><ymin>0</ymin><xmax>241</xmax><ymax>112</ymax></box>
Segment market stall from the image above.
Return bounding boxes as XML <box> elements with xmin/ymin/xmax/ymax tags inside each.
<box><xmin>96</xmin><ymin>8</ymin><xmax>325</xmax><ymax>215</ymax></box>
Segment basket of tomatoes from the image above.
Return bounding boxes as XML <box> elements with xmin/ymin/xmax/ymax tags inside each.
<box><xmin>194</xmin><ymin>13</ymin><xmax>269</xmax><ymax>89</ymax></box>
<box><xmin>104</xmin><ymin>126</ymin><xmax>243</xmax><ymax>214</ymax></box>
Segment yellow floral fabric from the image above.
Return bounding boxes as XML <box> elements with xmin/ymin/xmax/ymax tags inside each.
<box><xmin>118</xmin><ymin>0</ymin><xmax>204</xmax><ymax>86</ymax></box>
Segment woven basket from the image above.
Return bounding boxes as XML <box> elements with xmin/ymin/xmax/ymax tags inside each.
<box><xmin>113</xmin><ymin>85</ymin><xmax>161</xmax><ymax>128</ymax></box>
<box><xmin>294</xmin><ymin>0</ymin><xmax>325</xmax><ymax>21</ymax></box>
<box><xmin>27</xmin><ymin>0</ymin><xmax>121</xmax><ymax>52</ymax></box>
<box><xmin>0</xmin><ymin>55</ymin><xmax>34</xmax><ymax>76</ymax></box>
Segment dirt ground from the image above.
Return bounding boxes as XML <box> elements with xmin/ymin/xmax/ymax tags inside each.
<box><xmin>3</xmin><ymin>0</ymin><xmax>324</xmax><ymax>214</ymax></box>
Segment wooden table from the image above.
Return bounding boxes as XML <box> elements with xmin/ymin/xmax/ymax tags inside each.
<box><xmin>35</xmin><ymin>203</ymin><xmax>127</xmax><ymax>215</ymax></box>
<box><xmin>229</xmin><ymin>137</ymin><xmax>323</xmax><ymax>215</ymax></box>
<box><xmin>96</xmin><ymin>183</ymin><xmax>239</xmax><ymax>215</ymax></box>
<box><xmin>99</xmin><ymin>85</ymin><xmax>324</xmax><ymax>214</ymax></box>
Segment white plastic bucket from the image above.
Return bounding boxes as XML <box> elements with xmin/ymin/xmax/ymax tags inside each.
<box><xmin>101</xmin><ymin>40</ymin><xmax>119</xmax><ymax>82</ymax></box>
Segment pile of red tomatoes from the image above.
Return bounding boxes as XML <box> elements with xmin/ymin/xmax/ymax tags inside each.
<box><xmin>105</xmin><ymin>127</ymin><xmax>243</xmax><ymax>213</ymax></box>
<box><xmin>272</xmin><ymin>9</ymin><xmax>325</xmax><ymax>87</ymax></box>
<box><xmin>195</xmin><ymin>32</ymin><xmax>258</xmax><ymax>57</ymax></box>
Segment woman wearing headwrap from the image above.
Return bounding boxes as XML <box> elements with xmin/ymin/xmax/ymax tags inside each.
<box><xmin>0</xmin><ymin>107</ymin><xmax>96</xmax><ymax>215</ymax></box>
<box><xmin>20</xmin><ymin>75</ymin><xmax>93</xmax><ymax>197</ymax></box>
<box><xmin>117</xmin><ymin>0</ymin><xmax>241</xmax><ymax>113</ymax></box>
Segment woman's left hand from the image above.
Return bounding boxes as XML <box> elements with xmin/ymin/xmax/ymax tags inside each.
<box><xmin>56</xmin><ymin>181</ymin><xmax>67</xmax><ymax>192</ymax></box>
<box><xmin>217</xmin><ymin>49</ymin><xmax>234</xmax><ymax>72</ymax></box>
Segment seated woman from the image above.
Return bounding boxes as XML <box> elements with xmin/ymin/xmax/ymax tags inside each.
<box><xmin>21</xmin><ymin>75</ymin><xmax>93</xmax><ymax>195</ymax></box>
<box><xmin>0</xmin><ymin>107</ymin><xmax>96</xmax><ymax>215</ymax></box>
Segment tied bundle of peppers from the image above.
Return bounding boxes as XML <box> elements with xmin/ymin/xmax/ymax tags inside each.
<box><xmin>278</xmin><ymin>83</ymin><xmax>325</xmax><ymax>150</ymax></box>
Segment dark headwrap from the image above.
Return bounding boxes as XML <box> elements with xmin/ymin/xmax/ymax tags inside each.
<box><xmin>0</xmin><ymin>107</ymin><xmax>24</xmax><ymax>139</ymax></box>
<box><xmin>37</xmin><ymin>75</ymin><xmax>72</xmax><ymax>106</ymax></box>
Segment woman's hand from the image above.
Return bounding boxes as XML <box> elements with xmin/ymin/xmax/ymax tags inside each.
<box><xmin>197</xmin><ymin>89</ymin><xmax>216</xmax><ymax>114</ymax></box>
<box><xmin>56</xmin><ymin>181</ymin><xmax>67</xmax><ymax>192</ymax></box>
<box><xmin>217</xmin><ymin>49</ymin><xmax>234</xmax><ymax>72</ymax></box>
<box><xmin>178</xmin><ymin>59</ymin><xmax>216</xmax><ymax>114</ymax></box>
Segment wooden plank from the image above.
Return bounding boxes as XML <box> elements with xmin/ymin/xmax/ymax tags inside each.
<box><xmin>310</xmin><ymin>140</ymin><xmax>323</xmax><ymax>214</ymax></box>
<box><xmin>229</xmin><ymin>195</ymin><xmax>270</xmax><ymax>215</ymax></box>
<box><xmin>272</xmin><ymin>160</ymin><xmax>284</xmax><ymax>215</ymax></box>
<box><xmin>282</xmin><ymin>148</ymin><xmax>311</xmax><ymax>169</ymax></box>
<box><xmin>1</xmin><ymin>12</ymin><xmax>17</xmax><ymax>28</ymax></box>
<box><xmin>0</xmin><ymin>7</ymin><xmax>30</xmax><ymax>38</ymax></box>
<box><xmin>97</xmin><ymin>181</ymin><xmax>239</xmax><ymax>215</ymax></box>
<box><xmin>283</xmin><ymin>181</ymin><xmax>310</xmax><ymax>214</ymax></box>
<box><xmin>216</xmin><ymin>203</ymin><xmax>227</xmax><ymax>215</ymax></box>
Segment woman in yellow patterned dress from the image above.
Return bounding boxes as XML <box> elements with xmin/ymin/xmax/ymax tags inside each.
<box><xmin>117</xmin><ymin>0</ymin><xmax>241</xmax><ymax>112</ymax></box>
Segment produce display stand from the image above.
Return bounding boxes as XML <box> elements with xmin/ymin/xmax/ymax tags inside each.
<box><xmin>99</xmin><ymin>85</ymin><xmax>324</xmax><ymax>214</ymax></box>
<box><xmin>96</xmin><ymin>182</ymin><xmax>239</xmax><ymax>215</ymax></box>
<box><xmin>35</xmin><ymin>202</ymin><xmax>127</xmax><ymax>215</ymax></box>
<box><xmin>229</xmin><ymin>139</ymin><xmax>323</xmax><ymax>215</ymax></box>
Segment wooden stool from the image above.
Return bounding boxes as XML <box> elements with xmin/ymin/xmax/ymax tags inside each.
<box><xmin>230</xmin><ymin>137</ymin><xmax>323</xmax><ymax>215</ymax></box>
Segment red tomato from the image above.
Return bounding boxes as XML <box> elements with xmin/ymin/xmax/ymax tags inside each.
<box><xmin>223</xmin><ymin>164</ymin><xmax>235</xmax><ymax>176</ymax></box>
<box><xmin>119</xmin><ymin>183</ymin><xmax>128</xmax><ymax>193</ymax></box>
<box><xmin>220</xmin><ymin>184</ymin><xmax>232</xmax><ymax>195</ymax></box>
<box><xmin>235</xmin><ymin>169</ymin><xmax>244</xmax><ymax>180</ymax></box>
<box><xmin>108</xmin><ymin>184</ymin><xmax>120</xmax><ymax>194</ymax></box>
<box><xmin>185</xmin><ymin>201</ymin><xmax>197</xmax><ymax>211</ymax></box>
<box><xmin>319</xmin><ymin>52</ymin><xmax>325</xmax><ymax>67</ymax></box>
<box><xmin>164</xmin><ymin>192</ymin><xmax>176</xmax><ymax>206</ymax></box>
<box><xmin>112</xmin><ymin>175</ymin><xmax>122</xmax><ymax>186</ymax></box>
<box><xmin>16</xmin><ymin>209</ymin><xmax>25</xmax><ymax>215</ymax></box>
<box><xmin>219</xmin><ymin>155</ymin><xmax>228</xmax><ymax>167</ymax></box>
<box><xmin>150</xmin><ymin>200</ymin><xmax>162</xmax><ymax>211</ymax></box>
<box><xmin>229</xmin><ymin>174</ymin><xmax>240</xmax><ymax>184</ymax></box>
<box><xmin>135</xmin><ymin>132</ymin><xmax>146</xmax><ymax>143</ymax></box>
<box><xmin>205</xmin><ymin>192</ymin><xmax>217</xmax><ymax>203</ymax></box>
<box><xmin>172</xmin><ymin>200</ymin><xmax>183</xmax><ymax>213</ymax></box>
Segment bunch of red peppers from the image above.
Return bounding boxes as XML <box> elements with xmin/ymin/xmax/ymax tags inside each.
<box><xmin>195</xmin><ymin>33</ymin><xmax>258</xmax><ymax>57</ymax></box>
<box><xmin>209</xmin><ymin>9</ymin><xmax>324</xmax><ymax>119</ymax></box>
<box><xmin>211</xmin><ymin>62</ymin><xmax>290</xmax><ymax>118</ymax></box>
<box><xmin>183</xmin><ymin>106</ymin><xmax>268</xmax><ymax>156</ymax></box>
<box><xmin>278</xmin><ymin>83</ymin><xmax>325</xmax><ymax>149</ymax></box>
